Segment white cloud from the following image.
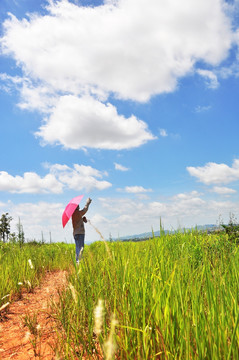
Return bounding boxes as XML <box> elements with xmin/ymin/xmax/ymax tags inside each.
<box><xmin>0</xmin><ymin>73</ymin><xmax>58</xmax><ymax>113</ymax></box>
<box><xmin>136</xmin><ymin>194</ymin><xmax>151</xmax><ymax>200</ymax></box>
<box><xmin>159</xmin><ymin>128</ymin><xmax>168</xmax><ymax>137</ymax></box>
<box><xmin>212</xmin><ymin>186</ymin><xmax>237</xmax><ymax>195</ymax></box>
<box><xmin>0</xmin><ymin>0</ymin><xmax>234</xmax><ymax>150</ymax></box>
<box><xmin>3</xmin><ymin>201</ymin><xmax>65</xmax><ymax>242</ymax></box>
<box><xmin>49</xmin><ymin>163</ymin><xmax>112</xmax><ymax>192</ymax></box>
<box><xmin>195</xmin><ymin>105</ymin><xmax>212</xmax><ymax>113</ymax></box>
<box><xmin>172</xmin><ymin>190</ymin><xmax>202</xmax><ymax>201</ymax></box>
<box><xmin>0</xmin><ymin>73</ymin><xmax>24</xmax><ymax>93</ymax></box>
<box><xmin>187</xmin><ymin>159</ymin><xmax>239</xmax><ymax>185</ymax></box>
<box><xmin>0</xmin><ymin>171</ymin><xmax>62</xmax><ymax>194</ymax></box>
<box><xmin>114</xmin><ymin>163</ymin><xmax>130</xmax><ymax>171</ymax></box>
<box><xmin>35</xmin><ymin>95</ymin><xmax>155</xmax><ymax>150</ymax></box>
<box><xmin>0</xmin><ymin>164</ymin><xmax>112</xmax><ymax>194</ymax></box>
<box><xmin>170</xmin><ymin>191</ymin><xmax>206</xmax><ymax>217</ymax></box>
<box><xmin>197</xmin><ymin>69</ymin><xmax>219</xmax><ymax>89</ymax></box>
<box><xmin>1</xmin><ymin>0</ymin><xmax>232</xmax><ymax>100</ymax></box>
<box><xmin>19</xmin><ymin>82</ymin><xmax>57</xmax><ymax>113</ymax></box>
<box><xmin>118</xmin><ymin>186</ymin><xmax>153</xmax><ymax>193</ymax></box>
<box><xmin>94</xmin><ymin>191</ymin><xmax>239</xmax><ymax>239</ymax></box>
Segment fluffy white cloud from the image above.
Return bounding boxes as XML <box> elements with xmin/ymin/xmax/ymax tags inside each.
<box><xmin>0</xmin><ymin>171</ymin><xmax>62</xmax><ymax>194</ymax></box>
<box><xmin>0</xmin><ymin>0</ymin><xmax>234</xmax><ymax>150</ymax></box>
<box><xmin>3</xmin><ymin>201</ymin><xmax>65</xmax><ymax>242</ymax></box>
<box><xmin>172</xmin><ymin>190</ymin><xmax>202</xmax><ymax>201</ymax></box>
<box><xmin>1</xmin><ymin>0</ymin><xmax>232</xmax><ymax>100</ymax></box>
<box><xmin>0</xmin><ymin>164</ymin><xmax>112</xmax><ymax>194</ymax></box>
<box><xmin>187</xmin><ymin>159</ymin><xmax>239</xmax><ymax>185</ymax></box>
<box><xmin>114</xmin><ymin>163</ymin><xmax>130</xmax><ymax>171</ymax></box>
<box><xmin>170</xmin><ymin>191</ymin><xmax>206</xmax><ymax>218</ymax></box>
<box><xmin>49</xmin><ymin>163</ymin><xmax>112</xmax><ymax>192</ymax></box>
<box><xmin>212</xmin><ymin>186</ymin><xmax>237</xmax><ymax>195</ymax></box>
<box><xmin>35</xmin><ymin>95</ymin><xmax>155</xmax><ymax>150</ymax></box>
<box><xmin>94</xmin><ymin>191</ymin><xmax>238</xmax><ymax>239</ymax></box>
<box><xmin>123</xmin><ymin>186</ymin><xmax>153</xmax><ymax>193</ymax></box>
<box><xmin>0</xmin><ymin>73</ymin><xmax>57</xmax><ymax>113</ymax></box>
<box><xmin>197</xmin><ymin>69</ymin><xmax>219</xmax><ymax>89</ymax></box>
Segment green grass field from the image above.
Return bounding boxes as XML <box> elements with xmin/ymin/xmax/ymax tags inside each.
<box><xmin>0</xmin><ymin>231</ymin><xmax>238</xmax><ymax>359</ymax></box>
<box><xmin>56</xmin><ymin>231</ymin><xmax>239</xmax><ymax>359</ymax></box>
<box><xmin>0</xmin><ymin>242</ymin><xmax>74</xmax><ymax>308</ymax></box>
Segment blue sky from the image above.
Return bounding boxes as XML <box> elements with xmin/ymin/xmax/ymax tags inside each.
<box><xmin>1</xmin><ymin>0</ymin><xmax>239</xmax><ymax>243</ymax></box>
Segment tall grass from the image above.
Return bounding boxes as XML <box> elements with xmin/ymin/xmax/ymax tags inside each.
<box><xmin>55</xmin><ymin>231</ymin><xmax>239</xmax><ymax>359</ymax></box>
<box><xmin>0</xmin><ymin>242</ymin><xmax>74</xmax><ymax>309</ymax></box>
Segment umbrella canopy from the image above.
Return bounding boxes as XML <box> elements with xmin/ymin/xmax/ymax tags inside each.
<box><xmin>62</xmin><ymin>195</ymin><xmax>84</xmax><ymax>228</ymax></box>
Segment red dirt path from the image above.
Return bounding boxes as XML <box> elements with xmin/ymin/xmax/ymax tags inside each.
<box><xmin>0</xmin><ymin>270</ymin><xmax>67</xmax><ymax>360</ymax></box>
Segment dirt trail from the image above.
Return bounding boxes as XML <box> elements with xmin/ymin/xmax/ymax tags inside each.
<box><xmin>0</xmin><ymin>270</ymin><xmax>67</xmax><ymax>360</ymax></box>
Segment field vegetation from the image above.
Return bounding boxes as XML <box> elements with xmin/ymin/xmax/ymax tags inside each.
<box><xmin>0</xmin><ymin>220</ymin><xmax>238</xmax><ymax>359</ymax></box>
<box><xmin>55</xmin><ymin>230</ymin><xmax>239</xmax><ymax>359</ymax></box>
<box><xmin>0</xmin><ymin>242</ymin><xmax>74</xmax><ymax>310</ymax></box>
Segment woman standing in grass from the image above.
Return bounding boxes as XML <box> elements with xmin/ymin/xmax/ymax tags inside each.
<box><xmin>72</xmin><ymin>198</ymin><xmax>92</xmax><ymax>263</ymax></box>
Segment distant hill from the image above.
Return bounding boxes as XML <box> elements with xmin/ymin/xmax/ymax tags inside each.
<box><xmin>111</xmin><ymin>224</ymin><xmax>221</xmax><ymax>242</ymax></box>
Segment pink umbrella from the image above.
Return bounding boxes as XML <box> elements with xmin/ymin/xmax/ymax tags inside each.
<box><xmin>62</xmin><ymin>195</ymin><xmax>84</xmax><ymax>228</ymax></box>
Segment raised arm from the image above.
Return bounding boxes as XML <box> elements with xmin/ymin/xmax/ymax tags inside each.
<box><xmin>79</xmin><ymin>198</ymin><xmax>92</xmax><ymax>216</ymax></box>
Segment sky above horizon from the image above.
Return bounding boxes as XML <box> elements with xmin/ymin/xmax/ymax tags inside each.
<box><xmin>1</xmin><ymin>0</ymin><xmax>239</xmax><ymax>243</ymax></box>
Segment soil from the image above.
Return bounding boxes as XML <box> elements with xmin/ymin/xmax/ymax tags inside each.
<box><xmin>0</xmin><ymin>270</ymin><xmax>67</xmax><ymax>360</ymax></box>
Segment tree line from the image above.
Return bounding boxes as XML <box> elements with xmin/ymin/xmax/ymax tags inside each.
<box><xmin>0</xmin><ymin>213</ymin><xmax>25</xmax><ymax>245</ymax></box>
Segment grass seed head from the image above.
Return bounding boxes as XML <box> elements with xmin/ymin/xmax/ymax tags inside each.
<box><xmin>69</xmin><ymin>283</ymin><xmax>78</xmax><ymax>304</ymax></box>
<box><xmin>104</xmin><ymin>314</ymin><xmax>118</xmax><ymax>360</ymax></box>
<box><xmin>79</xmin><ymin>247</ymin><xmax>84</xmax><ymax>260</ymax></box>
<box><xmin>28</xmin><ymin>259</ymin><xmax>34</xmax><ymax>269</ymax></box>
<box><xmin>94</xmin><ymin>298</ymin><xmax>104</xmax><ymax>336</ymax></box>
<box><xmin>25</xmin><ymin>280</ymin><xmax>31</xmax><ymax>288</ymax></box>
<box><xmin>0</xmin><ymin>302</ymin><xmax>10</xmax><ymax>312</ymax></box>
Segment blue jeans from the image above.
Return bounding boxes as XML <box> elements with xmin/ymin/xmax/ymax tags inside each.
<box><xmin>74</xmin><ymin>234</ymin><xmax>85</xmax><ymax>262</ymax></box>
